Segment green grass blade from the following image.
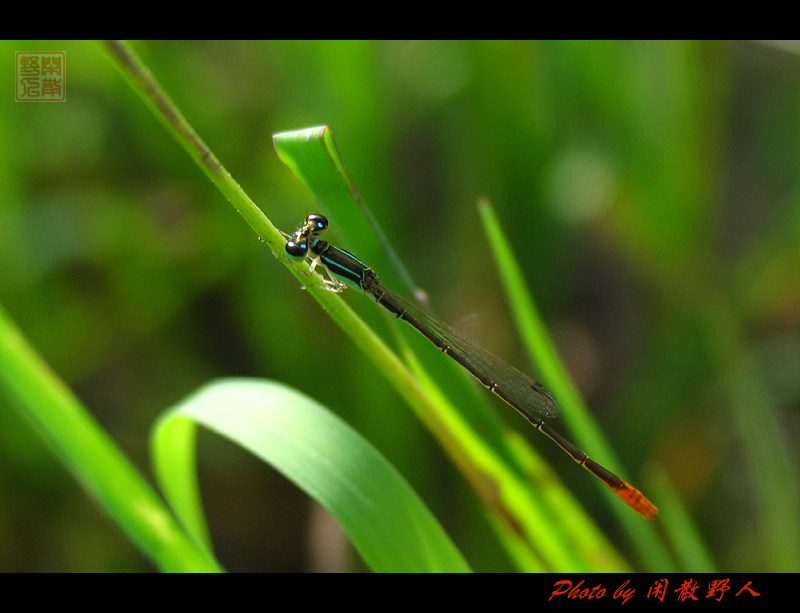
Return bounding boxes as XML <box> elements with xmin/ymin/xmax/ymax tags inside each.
<box><xmin>477</xmin><ymin>197</ymin><xmax>675</xmax><ymax>570</ymax></box>
<box><xmin>649</xmin><ymin>468</ymin><xmax>717</xmax><ymax>572</ymax></box>
<box><xmin>0</xmin><ymin>302</ymin><xmax>221</xmax><ymax>572</ymax></box>
<box><xmin>152</xmin><ymin>378</ymin><xmax>472</xmax><ymax>573</ymax></box>
<box><xmin>151</xmin><ymin>411</ymin><xmax>211</xmax><ymax>556</ymax></box>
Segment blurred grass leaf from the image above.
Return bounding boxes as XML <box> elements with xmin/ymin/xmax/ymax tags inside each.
<box><xmin>0</xmin><ymin>302</ymin><xmax>222</xmax><ymax>572</ymax></box>
<box><xmin>478</xmin><ymin>197</ymin><xmax>675</xmax><ymax>570</ymax></box>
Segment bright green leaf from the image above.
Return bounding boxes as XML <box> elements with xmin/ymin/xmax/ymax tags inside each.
<box><xmin>152</xmin><ymin>378</ymin><xmax>471</xmax><ymax>573</ymax></box>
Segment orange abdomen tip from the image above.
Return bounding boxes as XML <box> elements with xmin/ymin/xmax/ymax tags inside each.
<box><xmin>612</xmin><ymin>481</ymin><xmax>659</xmax><ymax>519</ymax></box>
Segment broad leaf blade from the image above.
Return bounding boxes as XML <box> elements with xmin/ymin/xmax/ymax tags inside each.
<box><xmin>152</xmin><ymin>378</ymin><xmax>471</xmax><ymax>573</ymax></box>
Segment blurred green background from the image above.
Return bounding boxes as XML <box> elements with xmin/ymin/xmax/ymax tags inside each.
<box><xmin>1</xmin><ymin>40</ymin><xmax>799</xmax><ymax>572</ymax></box>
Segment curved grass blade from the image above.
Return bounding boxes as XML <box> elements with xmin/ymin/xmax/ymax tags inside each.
<box><xmin>152</xmin><ymin>378</ymin><xmax>472</xmax><ymax>573</ymax></box>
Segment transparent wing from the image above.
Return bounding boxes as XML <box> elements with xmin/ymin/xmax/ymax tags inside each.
<box><xmin>378</xmin><ymin>288</ymin><xmax>559</xmax><ymax>420</ymax></box>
